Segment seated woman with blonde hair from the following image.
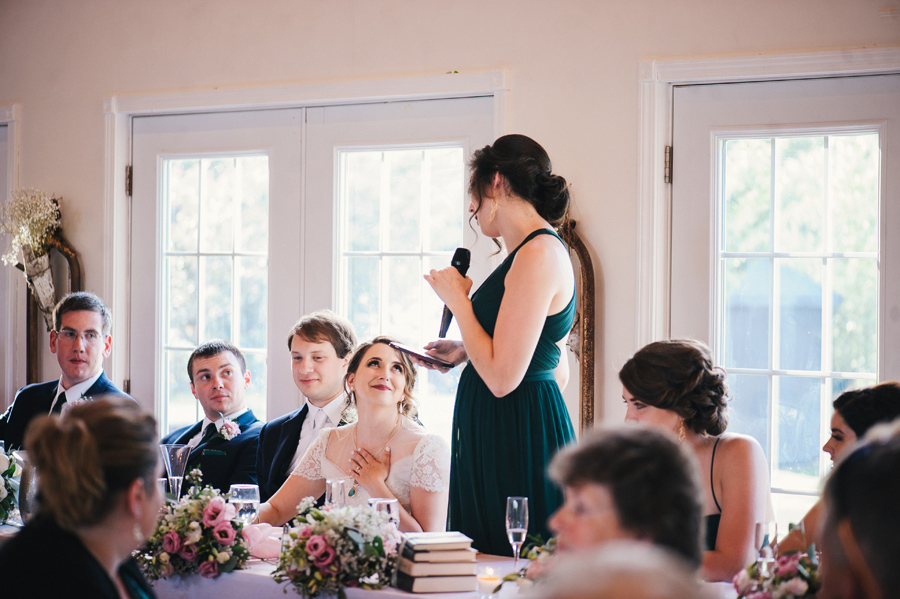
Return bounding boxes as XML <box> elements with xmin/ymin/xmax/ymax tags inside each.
<box><xmin>0</xmin><ymin>396</ymin><xmax>162</xmax><ymax>598</ymax></box>
<box><xmin>257</xmin><ymin>337</ymin><xmax>450</xmax><ymax>532</ymax></box>
<box><xmin>619</xmin><ymin>339</ymin><xmax>772</xmax><ymax>582</ymax></box>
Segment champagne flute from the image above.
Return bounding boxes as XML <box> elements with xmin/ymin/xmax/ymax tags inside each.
<box><xmin>228</xmin><ymin>484</ymin><xmax>261</xmax><ymax>525</ymax></box>
<box><xmin>160</xmin><ymin>444</ymin><xmax>190</xmax><ymax>499</ymax></box>
<box><xmin>755</xmin><ymin>520</ymin><xmax>778</xmax><ymax>576</ymax></box>
<box><xmin>506</xmin><ymin>496</ymin><xmax>529</xmax><ymax>569</ymax></box>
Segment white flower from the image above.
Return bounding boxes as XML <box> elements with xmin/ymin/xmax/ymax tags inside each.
<box><xmin>780</xmin><ymin>577</ymin><xmax>809</xmax><ymax>597</ymax></box>
<box><xmin>185</xmin><ymin>521</ymin><xmax>202</xmax><ymax>544</ymax></box>
<box><xmin>12</xmin><ymin>464</ymin><xmax>22</xmax><ymax>477</ymax></box>
<box><xmin>0</xmin><ymin>454</ymin><xmax>9</xmax><ymax>473</ymax></box>
<box><xmin>0</xmin><ymin>485</ymin><xmax>7</xmax><ymax>501</ymax></box>
<box><xmin>217</xmin><ymin>549</ymin><xmax>232</xmax><ymax>564</ymax></box>
<box><xmin>159</xmin><ymin>552</ymin><xmax>170</xmax><ymax>564</ymax></box>
<box><xmin>734</xmin><ymin>568</ymin><xmax>754</xmax><ymax>594</ymax></box>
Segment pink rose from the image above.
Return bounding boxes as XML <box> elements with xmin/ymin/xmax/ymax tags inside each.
<box><xmin>221</xmin><ymin>421</ymin><xmax>241</xmax><ymax>440</ymax></box>
<box><xmin>179</xmin><ymin>544</ymin><xmax>198</xmax><ymax>562</ymax></box>
<box><xmin>298</xmin><ymin>525</ymin><xmax>312</xmax><ymax>537</ymax></box>
<box><xmin>198</xmin><ymin>560</ymin><xmax>219</xmax><ymax>579</ymax></box>
<box><xmin>775</xmin><ymin>554</ymin><xmax>799</xmax><ymax>578</ymax></box>
<box><xmin>213</xmin><ymin>520</ymin><xmax>236</xmax><ymax>546</ymax></box>
<box><xmin>160</xmin><ymin>563</ymin><xmax>174</xmax><ymax>578</ymax></box>
<box><xmin>203</xmin><ymin>496</ymin><xmax>229</xmax><ymax>527</ymax></box>
<box><xmin>162</xmin><ymin>531</ymin><xmax>182</xmax><ymax>554</ymax></box>
<box><xmin>313</xmin><ymin>545</ymin><xmax>336</xmax><ymax>568</ymax></box>
<box><xmin>745</xmin><ymin>592</ymin><xmax>772</xmax><ymax>599</ymax></box>
<box><xmin>306</xmin><ymin>534</ymin><xmax>327</xmax><ymax>557</ymax></box>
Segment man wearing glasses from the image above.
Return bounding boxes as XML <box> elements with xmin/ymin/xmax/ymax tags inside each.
<box><xmin>0</xmin><ymin>292</ymin><xmax>131</xmax><ymax>450</ymax></box>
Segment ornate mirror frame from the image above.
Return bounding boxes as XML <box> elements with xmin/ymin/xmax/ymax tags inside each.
<box><xmin>560</xmin><ymin>220</ymin><xmax>595</xmax><ymax>433</ymax></box>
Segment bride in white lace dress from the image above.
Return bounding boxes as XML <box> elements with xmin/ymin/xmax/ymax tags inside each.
<box><xmin>258</xmin><ymin>337</ymin><xmax>451</xmax><ymax>532</ymax></box>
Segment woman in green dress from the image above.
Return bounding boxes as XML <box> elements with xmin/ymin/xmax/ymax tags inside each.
<box><xmin>422</xmin><ymin>134</ymin><xmax>576</xmax><ymax>555</ymax></box>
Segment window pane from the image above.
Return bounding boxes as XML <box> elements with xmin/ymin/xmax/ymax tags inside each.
<box><xmin>777</xmin><ymin>258</ymin><xmax>822</xmax><ymax>371</ymax></box>
<box><xmin>345</xmin><ymin>256</ymin><xmax>381</xmax><ymax>342</ymax></box>
<box><xmin>386</xmin><ymin>150</ymin><xmax>422</xmax><ymax>252</ymax></box>
<box><xmin>772</xmin><ymin>376</ymin><xmax>820</xmax><ymax>493</ymax></box>
<box><xmin>723</xmin><ymin>258</ymin><xmax>770</xmax><ymax>369</ymax></box>
<box><xmin>166</xmin><ymin>256</ymin><xmax>198</xmax><ymax>347</ymax></box>
<box><xmin>166</xmin><ymin>159</ymin><xmax>199</xmax><ymax>252</ymax></box>
<box><xmin>200</xmin><ymin>158</ymin><xmax>236</xmax><ymax>253</ymax></box>
<box><xmin>238</xmin><ymin>155</ymin><xmax>269</xmax><ymax>253</ymax></box>
<box><xmin>724</xmin><ymin>138</ymin><xmax>771</xmax><ymax>253</ymax></box>
<box><xmin>238</xmin><ymin>256</ymin><xmax>267</xmax><ymax>348</ymax></box>
<box><xmin>727</xmin><ymin>374</ymin><xmax>769</xmax><ymax>460</ymax></box>
<box><xmin>200</xmin><ymin>256</ymin><xmax>233</xmax><ymax>341</ymax></box>
<box><xmin>775</xmin><ymin>137</ymin><xmax>824</xmax><ymax>252</ymax></box>
<box><xmin>385</xmin><ymin>256</ymin><xmax>423</xmax><ymax>343</ymax></box>
<box><xmin>829</xmin><ymin>134</ymin><xmax>878</xmax><ymax>253</ymax></box>
<box><xmin>165</xmin><ymin>349</ymin><xmax>196</xmax><ymax>433</ymax></box>
<box><xmin>427</xmin><ymin>148</ymin><xmax>465</xmax><ymax>252</ymax></box>
<box><xmin>832</xmin><ymin>259</ymin><xmax>877</xmax><ymax>373</ymax></box>
<box><xmin>243</xmin><ymin>351</ymin><xmax>267</xmax><ymax>420</ymax></box>
<box><xmin>344</xmin><ymin>152</ymin><xmax>381</xmax><ymax>252</ymax></box>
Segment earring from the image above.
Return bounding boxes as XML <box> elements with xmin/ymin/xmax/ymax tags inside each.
<box><xmin>678</xmin><ymin>422</ymin><xmax>686</xmax><ymax>443</ymax></box>
<box><xmin>133</xmin><ymin>522</ymin><xmax>144</xmax><ymax>543</ymax></box>
<box><xmin>489</xmin><ymin>199</ymin><xmax>498</xmax><ymax>222</ymax></box>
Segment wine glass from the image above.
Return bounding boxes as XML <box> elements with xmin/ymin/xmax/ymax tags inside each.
<box><xmin>228</xmin><ymin>484</ymin><xmax>261</xmax><ymax>525</ymax></box>
<box><xmin>755</xmin><ymin>520</ymin><xmax>778</xmax><ymax>576</ymax></box>
<box><xmin>325</xmin><ymin>477</ymin><xmax>350</xmax><ymax>508</ymax></box>
<box><xmin>159</xmin><ymin>444</ymin><xmax>190</xmax><ymax>499</ymax></box>
<box><xmin>368</xmin><ymin>498</ymin><xmax>400</xmax><ymax>527</ymax></box>
<box><xmin>506</xmin><ymin>496</ymin><xmax>529</xmax><ymax>569</ymax></box>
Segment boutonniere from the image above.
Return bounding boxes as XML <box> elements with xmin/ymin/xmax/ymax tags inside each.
<box><xmin>217</xmin><ymin>415</ymin><xmax>241</xmax><ymax>441</ymax></box>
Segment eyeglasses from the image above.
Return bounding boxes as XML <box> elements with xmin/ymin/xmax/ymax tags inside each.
<box><xmin>56</xmin><ymin>329</ymin><xmax>103</xmax><ymax>344</ymax></box>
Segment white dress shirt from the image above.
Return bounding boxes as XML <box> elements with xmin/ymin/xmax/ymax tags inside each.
<box><xmin>48</xmin><ymin>370</ymin><xmax>104</xmax><ymax>414</ymax></box>
<box><xmin>288</xmin><ymin>394</ymin><xmax>346</xmax><ymax>475</ymax></box>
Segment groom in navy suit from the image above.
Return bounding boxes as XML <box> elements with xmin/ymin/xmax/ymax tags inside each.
<box><xmin>0</xmin><ymin>292</ymin><xmax>131</xmax><ymax>451</ymax></box>
<box><xmin>256</xmin><ymin>311</ymin><xmax>357</xmax><ymax>501</ymax></box>
<box><xmin>161</xmin><ymin>340</ymin><xmax>262</xmax><ymax>493</ymax></box>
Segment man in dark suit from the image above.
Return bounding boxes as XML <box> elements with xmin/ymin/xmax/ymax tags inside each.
<box><xmin>0</xmin><ymin>292</ymin><xmax>131</xmax><ymax>451</ymax></box>
<box><xmin>256</xmin><ymin>310</ymin><xmax>357</xmax><ymax>501</ymax></box>
<box><xmin>161</xmin><ymin>340</ymin><xmax>262</xmax><ymax>493</ymax></box>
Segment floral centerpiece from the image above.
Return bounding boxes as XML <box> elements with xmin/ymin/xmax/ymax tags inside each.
<box><xmin>0</xmin><ymin>449</ymin><xmax>22</xmax><ymax>524</ymax></box>
<box><xmin>733</xmin><ymin>548</ymin><xmax>821</xmax><ymax>599</ymax></box>
<box><xmin>0</xmin><ymin>188</ymin><xmax>61</xmax><ymax>329</ymax></box>
<box><xmin>134</xmin><ymin>469</ymin><xmax>250</xmax><ymax>580</ymax></box>
<box><xmin>495</xmin><ymin>535</ymin><xmax>557</xmax><ymax>592</ymax></box>
<box><xmin>273</xmin><ymin>497</ymin><xmax>402</xmax><ymax>598</ymax></box>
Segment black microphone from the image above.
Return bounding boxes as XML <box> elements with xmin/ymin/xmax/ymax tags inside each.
<box><xmin>438</xmin><ymin>247</ymin><xmax>471</xmax><ymax>338</ymax></box>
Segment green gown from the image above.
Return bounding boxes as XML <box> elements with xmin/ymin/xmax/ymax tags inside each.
<box><xmin>448</xmin><ymin>228</ymin><xmax>577</xmax><ymax>555</ymax></box>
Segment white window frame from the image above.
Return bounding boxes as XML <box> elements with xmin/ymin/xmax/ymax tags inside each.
<box><xmin>104</xmin><ymin>72</ymin><xmax>508</xmax><ymax>413</ymax></box>
<box><xmin>636</xmin><ymin>47</ymin><xmax>900</xmax><ymax>348</ymax></box>
<box><xmin>0</xmin><ymin>104</ymin><xmax>25</xmax><ymax>407</ymax></box>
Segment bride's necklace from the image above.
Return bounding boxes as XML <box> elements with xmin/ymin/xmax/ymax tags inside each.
<box><xmin>348</xmin><ymin>415</ymin><xmax>402</xmax><ymax>498</ymax></box>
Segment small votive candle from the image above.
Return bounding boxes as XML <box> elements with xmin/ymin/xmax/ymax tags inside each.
<box><xmin>476</xmin><ymin>566</ymin><xmax>501</xmax><ymax>598</ymax></box>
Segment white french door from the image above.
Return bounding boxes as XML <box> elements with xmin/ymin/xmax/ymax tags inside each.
<box><xmin>671</xmin><ymin>74</ymin><xmax>900</xmax><ymax>528</ymax></box>
<box><xmin>131</xmin><ymin>109</ymin><xmax>303</xmax><ymax>432</ymax></box>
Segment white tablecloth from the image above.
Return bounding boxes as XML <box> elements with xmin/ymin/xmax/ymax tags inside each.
<box><xmin>153</xmin><ymin>555</ymin><xmax>521</xmax><ymax>599</ymax></box>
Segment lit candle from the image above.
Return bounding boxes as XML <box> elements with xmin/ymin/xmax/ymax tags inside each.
<box><xmin>476</xmin><ymin>567</ymin><xmax>501</xmax><ymax>597</ymax></box>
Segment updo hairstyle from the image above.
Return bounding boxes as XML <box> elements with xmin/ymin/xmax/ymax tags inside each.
<box><xmin>468</xmin><ymin>134</ymin><xmax>570</xmax><ymax>228</ymax></box>
<box><xmin>344</xmin><ymin>336</ymin><xmax>418</xmax><ymax>420</ymax></box>
<box><xmin>833</xmin><ymin>381</ymin><xmax>900</xmax><ymax>438</ymax></box>
<box><xmin>619</xmin><ymin>339</ymin><xmax>730</xmax><ymax>436</ymax></box>
<box><xmin>24</xmin><ymin>396</ymin><xmax>159</xmax><ymax>531</ymax></box>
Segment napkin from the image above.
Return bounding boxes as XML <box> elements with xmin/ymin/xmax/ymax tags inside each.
<box><xmin>242</xmin><ymin>523</ymin><xmax>282</xmax><ymax>559</ymax></box>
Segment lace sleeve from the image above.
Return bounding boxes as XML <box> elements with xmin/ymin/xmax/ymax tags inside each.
<box><xmin>291</xmin><ymin>427</ymin><xmax>330</xmax><ymax>480</ymax></box>
<box><xmin>409</xmin><ymin>434</ymin><xmax>451</xmax><ymax>492</ymax></box>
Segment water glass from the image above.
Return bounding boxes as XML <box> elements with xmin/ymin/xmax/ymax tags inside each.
<box><xmin>325</xmin><ymin>477</ymin><xmax>351</xmax><ymax>508</ymax></box>
<box><xmin>228</xmin><ymin>484</ymin><xmax>261</xmax><ymax>525</ymax></box>
<box><xmin>755</xmin><ymin>521</ymin><xmax>778</xmax><ymax>576</ymax></box>
<box><xmin>368</xmin><ymin>498</ymin><xmax>400</xmax><ymax>527</ymax></box>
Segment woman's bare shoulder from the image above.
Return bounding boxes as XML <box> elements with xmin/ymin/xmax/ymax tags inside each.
<box><xmin>716</xmin><ymin>432</ymin><xmax>767</xmax><ymax>466</ymax></box>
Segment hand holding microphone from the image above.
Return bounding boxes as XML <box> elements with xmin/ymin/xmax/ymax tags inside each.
<box><xmin>437</xmin><ymin>248</ymin><xmax>471</xmax><ymax>338</ymax></box>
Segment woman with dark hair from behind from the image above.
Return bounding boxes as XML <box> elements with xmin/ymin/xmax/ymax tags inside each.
<box><xmin>778</xmin><ymin>381</ymin><xmax>900</xmax><ymax>555</ymax></box>
<box><xmin>619</xmin><ymin>339</ymin><xmax>771</xmax><ymax>582</ymax></box>
<box><xmin>421</xmin><ymin>134</ymin><xmax>576</xmax><ymax>554</ymax></box>
<box><xmin>819</xmin><ymin>418</ymin><xmax>900</xmax><ymax>599</ymax></box>
<box><xmin>0</xmin><ymin>396</ymin><xmax>161</xmax><ymax>598</ymax></box>
<box><xmin>547</xmin><ymin>424</ymin><xmax>704</xmax><ymax>570</ymax></box>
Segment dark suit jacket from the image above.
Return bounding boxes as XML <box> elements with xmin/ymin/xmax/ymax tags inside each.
<box><xmin>256</xmin><ymin>405</ymin><xmax>309</xmax><ymax>501</ymax></box>
<box><xmin>0</xmin><ymin>514</ymin><xmax>156</xmax><ymax>598</ymax></box>
<box><xmin>161</xmin><ymin>409</ymin><xmax>262</xmax><ymax>493</ymax></box>
<box><xmin>0</xmin><ymin>371</ymin><xmax>131</xmax><ymax>451</ymax></box>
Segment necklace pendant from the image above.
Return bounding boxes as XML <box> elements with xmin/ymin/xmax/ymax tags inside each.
<box><xmin>348</xmin><ymin>487</ymin><xmax>356</xmax><ymax>497</ymax></box>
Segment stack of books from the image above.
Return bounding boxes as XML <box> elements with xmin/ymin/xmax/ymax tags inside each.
<box><xmin>393</xmin><ymin>532</ymin><xmax>477</xmax><ymax>593</ymax></box>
